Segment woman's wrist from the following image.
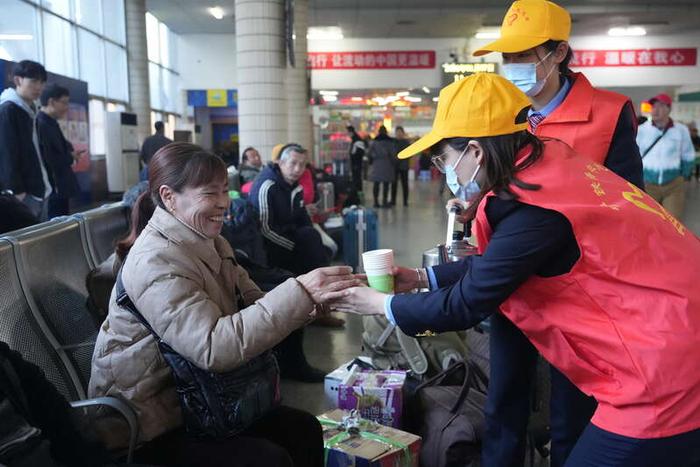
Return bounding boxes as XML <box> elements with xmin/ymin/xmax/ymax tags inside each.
<box><xmin>414</xmin><ymin>268</ymin><xmax>429</xmax><ymax>289</ymax></box>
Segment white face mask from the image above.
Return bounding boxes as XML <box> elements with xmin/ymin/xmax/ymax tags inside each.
<box><xmin>502</xmin><ymin>51</ymin><xmax>555</xmax><ymax>97</ymax></box>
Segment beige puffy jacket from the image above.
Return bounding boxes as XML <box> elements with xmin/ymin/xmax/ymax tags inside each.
<box><xmin>88</xmin><ymin>207</ymin><xmax>315</xmax><ymax>448</ymax></box>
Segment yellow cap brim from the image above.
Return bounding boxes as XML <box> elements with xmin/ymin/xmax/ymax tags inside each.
<box><xmin>398</xmin><ymin>131</ymin><xmax>443</xmax><ymax>159</ymax></box>
<box><xmin>473</xmin><ymin>35</ymin><xmax>548</xmax><ymax>57</ymax></box>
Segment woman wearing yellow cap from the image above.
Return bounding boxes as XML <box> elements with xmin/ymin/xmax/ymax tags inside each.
<box><xmin>443</xmin><ymin>1</ymin><xmax>646</xmax><ymax>465</ymax></box>
<box><xmin>327</xmin><ymin>73</ymin><xmax>700</xmax><ymax>466</ymax></box>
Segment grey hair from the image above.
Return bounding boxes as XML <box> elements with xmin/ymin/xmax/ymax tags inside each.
<box><xmin>279</xmin><ymin>143</ymin><xmax>306</xmax><ymax>162</ymax></box>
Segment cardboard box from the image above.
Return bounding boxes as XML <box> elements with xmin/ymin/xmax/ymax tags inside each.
<box><xmin>318</xmin><ymin>409</ymin><xmax>420</xmax><ymax>467</ymax></box>
<box><xmin>324</xmin><ymin>358</ymin><xmax>374</xmax><ymax>406</ymax></box>
<box><xmin>338</xmin><ymin>368</ymin><xmax>406</xmax><ymax>428</ymax></box>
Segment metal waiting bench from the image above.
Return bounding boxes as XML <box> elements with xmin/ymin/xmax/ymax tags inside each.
<box><xmin>0</xmin><ymin>219</ymin><xmax>138</xmax><ymax>462</ymax></box>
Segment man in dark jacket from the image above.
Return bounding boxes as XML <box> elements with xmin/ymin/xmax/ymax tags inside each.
<box><xmin>250</xmin><ymin>143</ymin><xmax>330</xmax><ymax>275</ymax></box>
<box><xmin>38</xmin><ymin>84</ymin><xmax>85</xmax><ymax>218</ymax></box>
<box><xmin>0</xmin><ymin>60</ymin><xmax>51</xmax><ymax>220</ymax></box>
<box><xmin>139</xmin><ymin>121</ymin><xmax>172</xmax><ymax>180</ymax></box>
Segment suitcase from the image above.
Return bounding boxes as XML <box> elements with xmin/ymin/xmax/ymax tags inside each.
<box><xmin>317</xmin><ymin>182</ymin><xmax>335</xmax><ymax>213</ymax></box>
<box><xmin>342</xmin><ymin>206</ymin><xmax>378</xmax><ymax>272</ymax></box>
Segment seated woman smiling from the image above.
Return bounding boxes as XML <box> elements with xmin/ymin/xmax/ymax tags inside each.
<box><xmin>89</xmin><ymin>142</ymin><xmax>358</xmax><ymax>467</ymax></box>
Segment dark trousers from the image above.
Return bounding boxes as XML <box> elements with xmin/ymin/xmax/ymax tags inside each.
<box><xmin>373</xmin><ymin>182</ymin><xmax>390</xmax><ymax>207</ymax></box>
<box><xmin>48</xmin><ymin>193</ymin><xmax>70</xmax><ymax>218</ymax></box>
<box><xmin>265</xmin><ymin>226</ymin><xmax>330</xmax><ymax>275</ymax></box>
<box><xmin>351</xmin><ymin>161</ymin><xmax>363</xmax><ymax>192</ymax></box>
<box><xmin>565</xmin><ymin>424</ymin><xmax>700</xmax><ymax>467</ymax></box>
<box><xmin>391</xmin><ymin>169</ymin><xmax>409</xmax><ymax>205</ymax></box>
<box><xmin>482</xmin><ymin>313</ymin><xmax>596</xmax><ymax>467</ymax></box>
<box><xmin>133</xmin><ymin>405</ymin><xmax>324</xmax><ymax>467</ymax></box>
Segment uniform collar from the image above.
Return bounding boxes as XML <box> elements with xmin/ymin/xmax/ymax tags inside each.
<box><xmin>529</xmin><ymin>76</ymin><xmax>571</xmax><ymax>119</ymax></box>
<box><xmin>539</xmin><ymin>72</ymin><xmax>593</xmax><ymax>124</ymax></box>
<box><xmin>148</xmin><ymin>206</ymin><xmax>230</xmax><ymax>273</ymax></box>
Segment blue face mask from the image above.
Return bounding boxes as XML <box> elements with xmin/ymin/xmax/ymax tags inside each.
<box><xmin>502</xmin><ymin>51</ymin><xmax>554</xmax><ymax>97</ymax></box>
<box><xmin>445</xmin><ymin>148</ymin><xmax>481</xmax><ymax>202</ymax></box>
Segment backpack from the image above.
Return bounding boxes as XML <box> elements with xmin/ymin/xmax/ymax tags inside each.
<box><xmin>222</xmin><ymin>198</ymin><xmax>268</xmax><ymax>266</ymax></box>
<box><xmin>407</xmin><ymin>359</ymin><xmax>488</xmax><ymax>467</ymax></box>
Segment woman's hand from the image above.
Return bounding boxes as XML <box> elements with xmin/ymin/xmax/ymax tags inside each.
<box><xmin>392</xmin><ymin>266</ymin><xmax>425</xmax><ymax>293</ymax></box>
<box><xmin>297</xmin><ymin>266</ymin><xmax>360</xmax><ymax>304</ymax></box>
<box><xmin>325</xmin><ymin>285</ymin><xmax>386</xmax><ymax>316</ymax></box>
<box><xmin>446</xmin><ymin>198</ymin><xmax>471</xmax><ymax>224</ymax></box>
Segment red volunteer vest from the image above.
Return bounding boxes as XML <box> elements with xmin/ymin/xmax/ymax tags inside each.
<box><xmin>475</xmin><ymin>139</ymin><xmax>700</xmax><ymax>438</ymax></box>
<box><xmin>532</xmin><ymin>73</ymin><xmax>630</xmax><ymax>165</ymax></box>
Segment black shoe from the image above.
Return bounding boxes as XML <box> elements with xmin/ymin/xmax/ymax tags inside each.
<box><xmin>373</xmin><ymin>203</ymin><xmax>381</xmax><ymax>208</ymax></box>
<box><xmin>281</xmin><ymin>362</ymin><xmax>326</xmax><ymax>383</ymax></box>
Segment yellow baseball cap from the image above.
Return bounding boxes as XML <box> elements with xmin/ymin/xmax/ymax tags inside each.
<box><xmin>473</xmin><ymin>0</ymin><xmax>571</xmax><ymax>57</ymax></box>
<box><xmin>398</xmin><ymin>73</ymin><xmax>531</xmax><ymax>159</ymax></box>
<box><xmin>271</xmin><ymin>143</ymin><xmax>285</xmax><ymax>161</ymax></box>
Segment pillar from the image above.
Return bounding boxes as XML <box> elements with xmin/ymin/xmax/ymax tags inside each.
<box><xmin>236</xmin><ymin>0</ymin><xmax>287</xmax><ymax>162</ymax></box>
<box><xmin>286</xmin><ymin>0</ymin><xmax>312</xmax><ymax>151</ymax></box>
<box><xmin>124</xmin><ymin>0</ymin><xmax>151</xmax><ymax>144</ymax></box>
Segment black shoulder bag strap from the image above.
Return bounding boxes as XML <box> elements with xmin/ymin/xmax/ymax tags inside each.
<box><xmin>641</xmin><ymin>126</ymin><xmax>670</xmax><ymax>159</ymax></box>
<box><xmin>115</xmin><ymin>268</ymin><xmax>161</xmax><ymax>341</ymax></box>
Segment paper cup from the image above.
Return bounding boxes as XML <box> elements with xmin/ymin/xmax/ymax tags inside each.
<box><xmin>366</xmin><ymin>273</ymin><xmax>395</xmax><ymax>293</ymax></box>
<box><xmin>362</xmin><ymin>249</ymin><xmax>394</xmax><ymax>271</ymax></box>
<box><xmin>363</xmin><ymin>249</ymin><xmax>395</xmax><ymax>293</ymax></box>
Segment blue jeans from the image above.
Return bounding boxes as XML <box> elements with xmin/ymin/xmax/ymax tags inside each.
<box><xmin>566</xmin><ymin>424</ymin><xmax>700</xmax><ymax>467</ymax></box>
<box><xmin>482</xmin><ymin>313</ymin><xmax>596</xmax><ymax>467</ymax></box>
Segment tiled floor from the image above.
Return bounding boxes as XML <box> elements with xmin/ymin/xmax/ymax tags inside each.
<box><xmin>281</xmin><ymin>177</ymin><xmax>700</xmax><ymax>463</ymax></box>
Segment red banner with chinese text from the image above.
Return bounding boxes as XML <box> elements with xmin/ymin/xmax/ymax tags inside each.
<box><xmin>308</xmin><ymin>51</ymin><xmax>436</xmax><ymax>69</ymax></box>
<box><xmin>571</xmin><ymin>48</ymin><xmax>697</xmax><ymax>67</ymax></box>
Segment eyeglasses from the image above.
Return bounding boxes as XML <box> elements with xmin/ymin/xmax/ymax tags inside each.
<box><xmin>430</xmin><ymin>150</ymin><xmax>450</xmax><ymax>173</ymax></box>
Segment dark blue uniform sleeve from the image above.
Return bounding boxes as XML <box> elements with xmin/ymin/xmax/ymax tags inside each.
<box><xmin>431</xmin><ymin>257</ymin><xmax>472</xmax><ymax>288</ymax></box>
<box><xmin>391</xmin><ymin>199</ymin><xmax>578</xmax><ymax>336</ymax></box>
<box><xmin>603</xmin><ymin>102</ymin><xmax>644</xmax><ymax>190</ymax></box>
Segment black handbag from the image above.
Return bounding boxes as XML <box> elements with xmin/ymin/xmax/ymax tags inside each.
<box><xmin>115</xmin><ymin>269</ymin><xmax>280</xmax><ymax>439</ymax></box>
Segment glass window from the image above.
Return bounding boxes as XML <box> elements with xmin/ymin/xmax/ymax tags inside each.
<box><xmin>78</xmin><ymin>30</ymin><xmax>106</xmax><ymax>97</ymax></box>
<box><xmin>75</xmin><ymin>0</ymin><xmax>102</xmax><ymax>34</ymax></box>
<box><xmin>159</xmin><ymin>22</ymin><xmax>169</xmax><ymax>68</ymax></box>
<box><xmin>0</xmin><ymin>0</ymin><xmax>41</xmax><ymax>62</ymax></box>
<box><xmin>102</xmin><ymin>0</ymin><xmax>125</xmax><ymax>45</ymax></box>
<box><xmin>105</xmin><ymin>42</ymin><xmax>128</xmax><ymax>101</ymax></box>
<box><xmin>166</xmin><ymin>113</ymin><xmax>175</xmax><ymax>139</ymax></box>
<box><xmin>42</xmin><ymin>0</ymin><xmax>71</xmax><ymax>19</ymax></box>
<box><xmin>89</xmin><ymin>99</ymin><xmax>105</xmax><ymax>156</ymax></box>
<box><xmin>146</xmin><ymin>12</ymin><xmax>160</xmax><ymax>63</ymax></box>
<box><xmin>161</xmin><ymin>69</ymin><xmax>174</xmax><ymax>112</ymax></box>
<box><xmin>168</xmin><ymin>29</ymin><xmax>178</xmax><ymax>70</ymax></box>
<box><xmin>106</xmin><ymin>102</ymin><xmax>126</xmax><ymax>112</ymax></box>
<box><xmin>149</xmin><ymin>62</ymin><xmax>162</xmax><ymax>110</ymax></box>
<box><xmin>43</xmin><ymin>12</ymin><xmax>77</xmax><ymax>77</ymax></box>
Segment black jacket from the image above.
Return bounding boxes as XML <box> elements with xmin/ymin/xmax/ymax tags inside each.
<box><xmin>0</xmin><ymin>341</ymin><xmax>109</xmax><ymax>466</ymax></box>
<box><xmin>0</xmin><ymin>101</ymin><xmax>51</xmax><ymax>198</ymax></box>
<box><xmin>37</xmin><ymin>111</ymin><xmax>80</xmax><ymax>198</ymax></box>
<box><xmin>249</xmin><ymin>163</ymin><xmax>311</xmax><ymax>251</ymax></box>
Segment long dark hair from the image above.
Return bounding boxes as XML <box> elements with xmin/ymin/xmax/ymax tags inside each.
<box><xmin>443</xmin><ymin>131</ymin><xmax>544</xmax><ymax>219</ymax></box>
<box><xmin>115</xmin><ymin>191</ymin><xmax>155</xmax><ymax>261</ymax></box>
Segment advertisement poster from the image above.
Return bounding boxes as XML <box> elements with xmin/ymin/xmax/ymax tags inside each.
<box><xmin>0</xmin><ymin>59</ymin><xmax>91</xmax><ymax>205</ymax></box>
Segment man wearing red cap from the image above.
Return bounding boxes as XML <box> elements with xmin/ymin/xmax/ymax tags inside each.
<box><xmin>637</xmin><ymin>93</ymin><xmax>695</xmax><ymax>219</ymax></box>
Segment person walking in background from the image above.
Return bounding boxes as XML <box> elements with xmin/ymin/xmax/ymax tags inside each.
<box><xmin>637</xmin><ymin>93</ymin><xmax>695</xmax><ymax>219</ymax></box>
<box><xmin>239</xmin><ymin>146</ymin><xmax>264</xmax><ymax>184</ymax></box>
<box><xmin>139</xmin><ymin>121</ymin><xmax>172</xmax><ymax>181</ymax></box>
<box><xmin>0</xmin><ymin>60</ymin><xmax>51</xmax><ymax>221</ymax></box>
<box><xmin>391</xmin><ymin>126</ymin><xmax>411</xmax><ymax>206</ymax></box>
<box><xmin>348</xmin><ymin>126</ymin><xmax>367</xmax><ymax>192</ymax></box>
<box><xmin>687</xmin><ymin>123</ymin><xmax>700</xmax><ymax>181</ymax></box>
<box><xmin>38</xmin><ymin>84</ymin><xmax>86</xmax><ymax>218</ymax></box>
<box><xmin>367</xmin><ymin>126</ymin><xmax>396</xmax><ymax>208</ymax></box>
